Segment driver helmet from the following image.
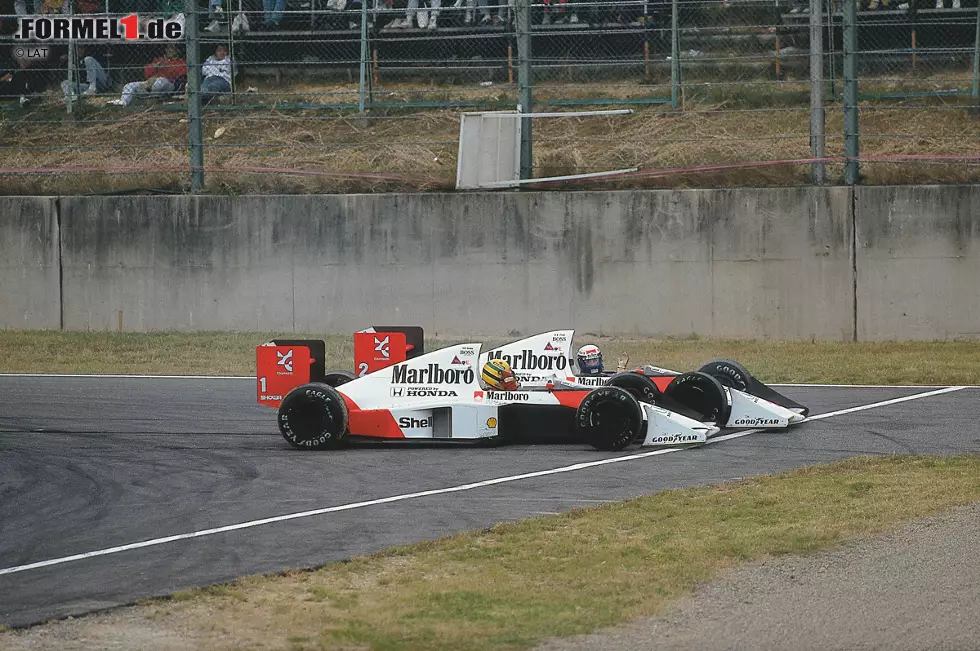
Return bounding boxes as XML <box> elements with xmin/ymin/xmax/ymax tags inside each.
<box><xmin>482</xmin><ymin>359</ymin><xmax>520</xmax><ymax>391</ymax></box>
<box><xmin>576</xmin><ymin>345</ymin><xmax>604</xmax><ymax>375</ymax></box>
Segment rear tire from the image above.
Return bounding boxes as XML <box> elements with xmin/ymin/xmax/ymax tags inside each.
<box><xmin>605</xmin><ymin>372</ymin><xmax>662</xmax><ymax>404</ymax></box>
<box><xmin>576</xmin><ymin>386</ymin><xmax>645</xmax><ymax>452</ymax></box>
<box><xmin>663</xmin><ymin>372</ymin><xmax>732</xmax><ymax>426</ymax></box>
<box><xmin>323</xmin><ymin>370</ymin><xmax>356</xmax><ymax>388</ymax></box>
<box><xmin>278</xmin><ymin>383</ymin><xmax>349</xmax><ymax>450</ymax></box>
<box><xmin>698</xmin><ymin>359</ymin><xmax>752</xmax><ymax>392</ymax></box>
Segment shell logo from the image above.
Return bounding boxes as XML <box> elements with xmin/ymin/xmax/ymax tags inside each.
<box><xmin>487</xmin><ymin>417</ymin><xmax>497</xmax><ymax>429</ymax></box>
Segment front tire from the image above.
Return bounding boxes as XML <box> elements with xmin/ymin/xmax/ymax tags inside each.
<box><xmin>277</xmin><ymin>383</ymin><xmax>349</xmax><ymax>450</ymax></box>
<box><xmin>663</xmin><ymin>372</ymin><xmax>731</xmax><ymax>426</ymax></box>
<box><xmin>576</xmin><ymin>386</ymin><xmax>645</xmax><ymax>452</ymax></box>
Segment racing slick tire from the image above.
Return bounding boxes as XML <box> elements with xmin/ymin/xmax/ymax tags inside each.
<box><xmin>605</xmin><ymin>372</ymin><xmax>662</xmax><ymax>405</ymax></box>
<box><xmin>663</xmin><ymin>372</ymin><xmax>732</xmax><ymax>426</ymax></box>
<box><xmin>322</xmin><ymin>370</ymin><xmax>356</xmax><ymax>388</ymax></box>
<box><xmin>576</xmin><ymin>386</ymin><xmax>645</xmax><ymax>452</ymax></box>
<box><xmin>697</xmin><ymin>359</ymin><xmax>752</xmax><ymax>393</ymax></box>
<box><xmin>277</xmin><ymin>382</ymin><xmax>349</xmax><ymax>450</ymax></box>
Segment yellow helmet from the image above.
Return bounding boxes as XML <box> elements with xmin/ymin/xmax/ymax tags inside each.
<box><xmin>482</xmin><ymin>359</ymin><xmax>520</xmax><ymax>390</ymax></box>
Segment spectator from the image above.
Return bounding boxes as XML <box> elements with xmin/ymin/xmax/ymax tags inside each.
<box><xmin>334</xmin><ymin>0</ymin><xmax>362</xmax><ymax>29</ymax></box>
<box><xmin>156</xmin><ymin>0</ymin><xmax>184</xmax><ymax>21</ymax></box>
<box><xmin>261</xmin><ymin>0</ymin><xmax>285</xmax><ymax>28</ymax></box>
<box><xmin>75</xmin><ymin>0</ymin><xmax>102</xmax><ymax>13</ymax></box>
<box><xmin>205</xmin><ymin>0</ymin><xmax>226</xmax><ymax>32</ymax></box>
<box><xmin>0</xmin><ymin>49</ymin><xmax>34</xmax><ymax>107</ymax></box>
<box><xmin>388</xmin><ymin>0</ymin><xmax>440</xmax><ymax>28</ymax></box>
<box><xmin>199</xmin><ymin>44</ymin><xmax>236</xmax><ymax>104</ymax></box>
<box><xmin>60</xmin><ymin>46</ymin><xmax>111</xmax><ymax>100</ymax></box>
<box><xmin>14</xmin><ymin>0</ymin><xmax>44</xmax><ymax>15</ymax></box>
<box><xmin>542</xmin><ymin>0</ymin><xmax>577</xmax><ymax>24</ymax></box>
<box><xmin>463</xmin><ymin>0</ymin><xmax>492</xmax><ymax>25</ymax></box>
<box><xmin>106</xmin><ymin>45</ymin><xmax>187</xmax><ymax>106</ymax></box>
<box><xmin>10</xmin><ymin>0</ymin><xmax>93</xmax><ymax>16</ymax></box>
<box><xmin>491</xmin><ymin>0</ymin><xmax>510</xmax><ymax>24</ymax></box>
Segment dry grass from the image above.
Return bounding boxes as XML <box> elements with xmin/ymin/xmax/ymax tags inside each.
<box><xmin>1</xmin><ymin>455</ymin><xmax>979</xmax><ymax>650</ymax></box>
<box><xmin>1</xmin><ymin>76</ymin><xmax>978</xmax><ymax>195</ymax></box>
<box><xmin>2</xmin><ymin>329</ymin><xmax>980</xmax><ymax>385</ymax></box>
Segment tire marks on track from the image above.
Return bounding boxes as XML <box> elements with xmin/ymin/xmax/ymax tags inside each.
<box><xmin>1</xmin><ymin>385</ymin><xmax>968</xmax><ymax>578</ymax></box>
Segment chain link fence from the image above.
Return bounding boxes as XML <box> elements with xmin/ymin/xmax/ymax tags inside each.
<box><xmin>0</xmin><ymin>0</ymin><xmax>977</xmax><ymax>193</ymax></box>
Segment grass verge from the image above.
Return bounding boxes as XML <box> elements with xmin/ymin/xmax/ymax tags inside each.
<box><xmin>1</xmin><ymin>455</ymin><xmax>979</xmax><ymax>650</ymax></box>
<box><xmin>1</xmin><ymin>329</ymin><xmax>979</xmax><ymax>385</ymax></box>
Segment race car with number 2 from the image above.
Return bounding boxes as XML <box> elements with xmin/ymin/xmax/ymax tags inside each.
<box><xmin>256</xmin><ymin>327</ymin><xmax>806</xmax><ymax>452</ymax></box>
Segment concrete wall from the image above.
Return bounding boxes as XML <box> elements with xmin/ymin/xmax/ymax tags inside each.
<box><xmin>0</xmin><ymin>197</ymin><xmax>60</xmax><ymax>329</ymax></box>
<box><xmin>0</xmin><ymin>185</ymin><xmax>977</xmax><ymax>340</ymax></box>
<box><xmin>52</xmin><ymin>189</ymin><xmax>854</xmax><ymax>339</ymax></box>
<box><xmin>60</xmin><ymin>196</ymin><xmax>297</xmax><ymax>331</ymax></box>
<box><xmin>855</xmin><ymin>185</ymin><xmax>980</xmax><ymax>341</ymax></box>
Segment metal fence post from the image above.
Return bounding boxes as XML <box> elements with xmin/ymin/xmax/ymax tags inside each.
<box><xmin>671</xmin><ymin>0</ymin><xmax>679</xmax><ymax>110</ymax></box>
<box><xmin>186</xmin><ymin>0</ymin><xmax>205</xmax><ymax>192</ymax></box>
<box><xmin>66</xmin><ymin>0</ymin><xmax>76</xmax><ymax>115</ymax></box>
<box><xmin>359</xmin><ymin>0</ymin><xmax>368</xmax><ymax>112</ymax></box>
<box><xmin>972</xmin><ymin>0</ymin><xmax>979</xmax><ymax>100</ymax></box>
<box><xmin>842</xmin><ymin>0</ymin><xmax>859</xmax><ymax>185</ymax></box>
<box><xmin>826</xmin><ymin>0</ymin><xmax>836</xmax><ymax>99</ymax></box>
<box><xmin>516</xmin><ymin>0</ymin><xmax>532</xmax><ymax>180</ymax></box>
<box><xmin>810</xmin><ymin>0</ymin><xmax>825</xmax><ymax>185</ymax></box>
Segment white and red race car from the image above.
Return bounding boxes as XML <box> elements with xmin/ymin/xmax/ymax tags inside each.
<box><xmin>255</xmin><ymin>327</ymin><xmax>807</xmax><ymax>452</ymax></box>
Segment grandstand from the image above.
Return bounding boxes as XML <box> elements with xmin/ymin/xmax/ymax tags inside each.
<box><xmin>2</xmin><ymin>0</ymin><xmax>978</xmax><ymax>105</ymax></box>
<box><xmin>0</xmin><ymin>0</ymin><xmax>977</xmax><ymax>193</ymax></box>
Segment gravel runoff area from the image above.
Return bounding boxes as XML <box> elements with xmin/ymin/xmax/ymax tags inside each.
<box><xmin>536</xmin><ymin>501</ymin><xmax>980</xmax><ymax>651</ymax></box>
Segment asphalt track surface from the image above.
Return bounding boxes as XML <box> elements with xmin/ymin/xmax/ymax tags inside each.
<box><xmin>1</xmin><ymin>377</ymin><xmax>978</xmax><ymax>629</ymax></box>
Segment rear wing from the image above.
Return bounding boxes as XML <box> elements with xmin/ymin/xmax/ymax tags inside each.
<box><xmin>256</xmin><ymin>340</ymin><xmax>322</xmax><ymax>408</ymax></box>
<box><xmin>256</xmin><ymin>326</ymin><xmax>425</xmax><ymax>408</ymax></box>
<box><xmin>353</xmin><ymin>326</ymin><xmax>425</xmax><ymax>377</ymax></box>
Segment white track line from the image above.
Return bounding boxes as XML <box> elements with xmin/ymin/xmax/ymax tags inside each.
<box><xmin>774</xmin><ymin>383</ymin><xmax>977</xmax><ymax>389</ymax></box>
<box><xmin>0</xmin><ymin>386</ymin><xmax>969</xmax><ymax>578</ymax></box>
<box><xmin>0</xmin><ymin>442</ymin><xmax>737</xmax><ymax>577</ymax></box>
<box><xmin>801</xmin><ymin>386</ymin><xmax>968</xmax><ymax>422</ymax></box>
